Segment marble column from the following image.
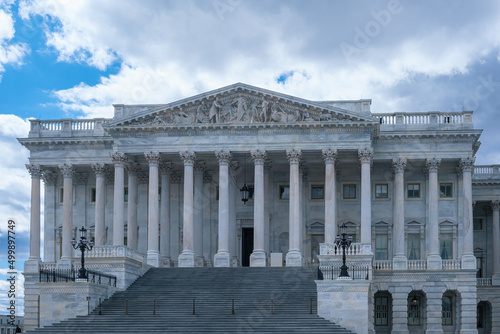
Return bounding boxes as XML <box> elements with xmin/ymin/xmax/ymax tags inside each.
<box><xmin>111</xmin><ymin>152</ymin><xmax>127</xmax><ymax>246</ymax></box>
<box><xmin>26</xmin><ymin>164</ymin><xmax>42</xmax><ymax>265</ymax></box>
<box><xmin>460</xmin><ymin>157</ymin><xmax>476</xmax><ymax>269</ymax></box>
<box><xmin>91</xmin><ymin>163</ymin><xmax>108</xmax><ymax>246</ymax></box>
<box><xmin>322</xmin><ymin>149</ymin><xmax>337</xmax><ymax>244</ymax></box>
<box><xmin>250</xmin><ymin>149</ymin><xmax>267</xmax><ymax>267</ymax></box>
<box><xmin>214</xmin><ymin>150</ymin><xmax>231</xmax><ymax>267</ymax></box>
<box><xmin>58</xmin><ymin>163</ymin><xmax>74</xmax><ymax>268</ymax></box>
<box><xmin>264</xmin><ymin>160</ymin><xmax>272</xmax><ymax>257</ymax></box>
<box><xmin>42</xmin><ymin>171</ymin><xmax>57</xmax><ymax>263</ymax></box>
<box><xmin>359</xmin><ymin>148</ymin><xmax>373</xmax><ymax>248</ymax></box>
<box><xmin>194</xmin><ymin>162</ymin><xmax>206</xmax><ymax>267</ymax></box>
<box><xmin>426</xmin><ymin>158</ymin><xmax>442</xmax><ymax>270</ymax></box>
<box><xmin>179</xmin><ymin>151</ymin><xmax>196</xmax><ymax>267</ymax></box>
<box><xmin>286</xmin><ymin>149</ymin><xmax>302</xmax><ymax>266</ymax></box>
<box><xmin>392</xmin><ymin>158</ymin><xmax>407</xmax><ymax>270</ymax></box>
<box><xmin>492</xmin><ymin>200</ymin><xmax>500</xmax><ymax>284</ymax></box>
<box><xmin>126</xmin><ymin>163</ymin><xmax>140</xmax><ymax>251</ymax></box>
<box><xmin>145</xmin><ymin>152</ymin><xmax>161</xmax><ymax>267</ymax></box>
<box><xmin>160</xmin><ymin>162</ymin><xmax>172</xmax><ymax>267</ymax></box>
<box><xmin>229</xmin><ymin>161</ymin><xmax>239</xmax><ymax>267</ymax></box>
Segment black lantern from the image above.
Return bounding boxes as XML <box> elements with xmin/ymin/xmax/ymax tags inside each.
<box><xmin>71</xmin><ymin>226</ymin><xmax>94</xmax><ymax>279</ymax></box>
<box><xmin>240</xmin><ymin>183</ymin><xmax>250</xmax><ymax>204</ymax></box>
<box><xmin>334</xmin><ymin>223</ymin><xmax>353</xmax><ymax>278</ymax></box>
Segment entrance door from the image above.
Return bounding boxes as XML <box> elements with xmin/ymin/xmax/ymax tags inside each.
<box><xmin>241</xmin><ymin>228</ymin><xmax>254</xmax><ymax>267</ymax></box>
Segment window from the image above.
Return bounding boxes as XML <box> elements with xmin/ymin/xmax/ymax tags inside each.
<box><xmin>440</xmin><ymin>233</ymin><xmax>453</xmax><ymax>259</ymax></box>
<box><xmin>279</xmin><ymin>185</ymin><xmax>289</xmax><ymax>200</ymax></box>
<box><xmin>407</xmin><ymin>183</ymin><xmax>420</xmax><ymax>198</ymax></box>
<box><xmin>59</xmin><ymin>187</ymin><xmax>64</xmax><ymax>203</ymax></box>
<box><xmin>408</xmin><ymin>296</ymin><xmax>420</xmax><ymax>326</ymax></box>
<box><xmin>375</xmin><ymin>296</ymin><xmax>389</xmax><ymax>326</ymax></box>
<box><xmin>90</xmin><ymin>187</ymin><xmax>96</xmax><ymax>203</ymax></box>
<box><xmin>440</xmin><ymin>183</ymin><xmax>452</xmax><ymax>198</ymax></box>
<box><xmin>375</xmin><ymin>234</ymin><xmax>388</xmax><ymax>260</ymax></box>
<box><xmin>473</xmin><ymin>218</ymin><xmax>483</xmax><ymax>231</ymax></box>
<box><xmin>375</xmin><ymin>184</ymin><xmax>388</xmax><ymax>198</ymax></box>
<box><xmin>407</xmin><ymin>234</ymin><xmax>420</xmax><ymax>260</ymax></box>
<box><xmin>311</xmin><ymin>185</ymin><xmax>324</xmax><ymax>200</ymax></box>
<box><xmin>476</xmin><ymin>257</ymin><xmax>483</xmax><ymax>278</ymax></box>
<box><xmin>442</xmin><ymin>296</ymin><xmax>453</xmax><ymax>326</ymax></box>
<box><xmin>343</xmin><ymin>184</ymin><xmax>356</xmax><ymax>199</ymax></box>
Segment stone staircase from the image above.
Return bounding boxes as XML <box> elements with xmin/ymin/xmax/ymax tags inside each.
<box><xmin>27</xmin><ymin>267</ymin><xmax>353</xmax><ymax>333</ymax></box>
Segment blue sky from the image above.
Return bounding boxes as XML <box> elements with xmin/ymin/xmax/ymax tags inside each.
<box><xmin>1</xmin><ymin>0</ymin><xmax>500</xmax><ymax>316</ymax></box>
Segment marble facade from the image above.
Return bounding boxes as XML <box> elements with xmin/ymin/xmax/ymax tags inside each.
<box><xmin>19</xmin><ymin>83</ymin><xmax>500</xmax><ymax>332</ymax></box>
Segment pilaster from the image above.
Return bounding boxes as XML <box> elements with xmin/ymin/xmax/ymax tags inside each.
<box><xmin>111</xmin><ymin>152</ymin><xmax>128</xmax><ymax>247</ymax></box>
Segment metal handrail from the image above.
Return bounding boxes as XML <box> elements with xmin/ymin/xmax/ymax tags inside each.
<box><xmin>39</xmin><ymin>268</ymin><xmax>117</xmax><ymax>287</ymax></box>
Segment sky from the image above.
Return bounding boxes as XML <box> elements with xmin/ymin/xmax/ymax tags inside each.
<box><xmin>1</xmin><ymin>0</ymin><xmax>500</xmax><ymax>316</ymax></box>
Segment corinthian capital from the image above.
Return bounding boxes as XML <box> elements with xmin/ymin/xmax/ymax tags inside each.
<box><xmin>91</xmin><ymin>163</ymin><xmax>108</xmax><ymax>176</ymax></box>
<box><xmin>358</xmin><ymin>148</ymin><xmax>373</xmax><ymax>165</ymax></box>
<box><xmin>26</xmin><ymin>164</ymin><xmax>42</xmax><ymax>178</ymax></box>
<box><xmin>215</xmin><ymin>150</ymin><xmax>231</xmax><ymax>165</ymax></box>
<box><xmin>392</xmin><ymin>158</ymin><xmax>407</xmax><ymax>173</ymax></box>
<box><xmin>145</xmin><ymin>151</ymin><xmax>161</xmax><ymax>166</ymax></box>
<box><xmin>286</xmin><ymin>149</ymin><xmax>302</xmax><ymax>164</ymax></box>
<box><xmin>459</xmin><ymin>157</ymin><xmax>475</xmax><ymax>173</ymax></box>
<box><xmin>322</xmin><ymin>148</ymin><xmax>337</xmax><ymax>164</ymax></box>
<box><xmin>491</xmin><ymin>200</ymin><xmax>500</xmax><ymax>212</ymax></box>
<box><xmin>426</xmin><ymin>157</ymin><xmax>441</xmax><ymax>173</ymax></box>
<box><xmin>180</xmin><ymin>151</ymin><xmax>196</xmax><ymax>165</ymax></box>
<box><xmin>110</xmin><ymin>152</ymin><xmax>128</xmax><ymax>166</ymax></box>
<box><xmin>251</xmin><ymin>150</ymin><xmax>267</xmax><ymax>165</ymax></box>
<box><xmin>58</xmin><ymin>163</ymin><xmax>75</xmax><ymax>178</ymax></box>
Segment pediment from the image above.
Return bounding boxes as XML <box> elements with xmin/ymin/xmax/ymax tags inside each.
<box><xmin>105</xmin><ymin>83</ymin><xmax>376</xmax><ymax>130</ymax></box>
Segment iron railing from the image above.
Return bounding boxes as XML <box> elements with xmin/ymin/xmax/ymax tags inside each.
<box><xmin>317</xmin><ymin>265</ymin><xmax>370</xmax><ymax>280</ymax></box>
<box><xmin>39</xmin><ymin>268</ymin><xmax>117</xmax><ymax>287</ymax></box>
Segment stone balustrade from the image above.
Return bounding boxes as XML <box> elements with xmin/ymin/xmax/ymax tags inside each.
<box><xmin>28</xmin><ymin>118</ymin><xmax>111</xmax><ymax>138</ymax></box>
<box><xmin>375</xmin><ymin>111</ymin><xmax>473</xmax><ymax>130</ymax></box>
<box><xmin>87</xmin><ymin>245</ymin><xmax>146</xmax><ymax>262</ymax></box>
<box><xmin>408</xmin><ymin>260</ymin><xmax>427</xmax><ymax>270</ymax></box>
<box><xmin>477</xmin><ymin>278</ymin><xmax>492</xmax><ymax>286</ymax></box>
<box><xmin>319</xmin><ymin>242</ymin><xmax>370</xmax><ymax>256</ymax></box>
<box><xmin>442</xmin><ymin>259</ymin><xmax>462</xmax><ymax>270</ymax></box>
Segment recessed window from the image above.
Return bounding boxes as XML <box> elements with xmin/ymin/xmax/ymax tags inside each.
<box><xmin>442</xmin><ymin>296</ymin><xmax>453</xmax><ymax>326</ymax></box>
<box><xmin>473</xmin><ymin>218</ymin><xmax>483</xmax><ymax>231</ymax></box>
<box><xmin>375</xmin><ymin>296</ymin><xmax>389</xmax><ymax>326</ymax></box>
<box><xmin>343</xmin><ymin>184</ymin><xmax>356</xmax><ymax>199</ymax></box>
<box><xmin>407</xmin><ymin>183</ymin><xmax>420</xmax><ymax>198</ymax></box>
<box><xmin>440</xmin><ymin>233</ymin><xmax>453</xmax><ymax>259</ymax></box>
<box><xmin>440</xmin><ymin>183</ymin><xmax>452</xmax><ymax>198</ymax></box>
<box><xmin>476</xmin><ymin>256</ymin><xmax>483</xmax><ymax>278</ymax></box>
<box><xmin>124</xmin><ymin>187</ymin><xmax>128</xmax><ymax>202</ymax></box>
<box><xmin>90</xmin><ymin>187</ymin><xmax>96</xmax><ymax>203</ymax></box>
<box><xmin>375</xmin><ymin>234</ymin><xmax>388</xmax><ymax>260</ymax></box>
<box><xmin>311</xmin><ymin>185</ymin><xmax>324</xmax><ymax>200</ymax></box>
<box><xmin>407</xmin><ymin>234</ymin><xmax>420</xmax><ymax>260</ymax></box>
<box><xmin>279</xmin><ymin>185</ymin><xmax>289</xmax><ymax>200</ymax></box>
<box><xmin>375</xmin><ymin>184</ymin><xmax>388</xmax><ymax>198</ymax></box>
<box><xmin>408</xmin><ymin>295</ymin><xmax>421</xmax><ymax>326</ymax></box>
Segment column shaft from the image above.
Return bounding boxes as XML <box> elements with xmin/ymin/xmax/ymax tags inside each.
<box><xmin>27</xmin><ymin>165</ymin><xmax>42</xmax><ymax>261</ymax></box>
<box><xmin>323</xmin><ymin>149</ymin><xmax>337</xmax><ymax>244</ymax></box>
<box><xmin>160</xmin><ymin>164</ymin><xmax>171</xmax><ymax>264</ymax></box>
<box><xmin>179</xmin><ymin>151</ymin><xmax>196</xmax><ymax>267</ymax></box>
<box><xmin>251</xmin><ymin>150</ymin><xmax>266</xmax><ymax>267</ymax></box>
<box><xmin>426</xmin><ymin>158</ymin><xmax>442</xmax><ymax>269</ymax></box>
<box><xmin>359</xmin><ymin>148</ymin><xmax>373</xmax><ymax>245</ymax></box>
<box><xmin>214</xmin><ymin>150</ymin><xmax>231</xmax><ymax>267</ymax></box>
<box><xmin>92</xmin><ymin>163</ymin><xmax>107</xmax><ymax>246</ymax></box>
<box><xmin>194</xmin><ymin>163</ymin><xmax>205</xmax><ymax>266</ymax></box>
<box><xmin>392</xmin><ymin>158</ymin><xmax>407</xmax><ymax>270</ymax></box>
<box><xmin>111</xmin><ymin>153</ymin><xmax>127</xmax><ymax>246</ymax></box>
<box><xmin>146</xmin><ymin>152</ymin><xmax>161</xmax><ymax>267</ymax></box>
<box><xmin>127</xmin><ymin>170</ymin><xmax>138</xmax><ymax>250</ymax></box>
<box><xmin>59</xmin><ymin>164</ymin><xmax>74</xmax><ymax>261</ymax></box>
<box><xmin>286</xmin><ymin>149</ymin><xmax>302</xmax><ymax>266</ymax></box>
<box><xmin>460</xmin><ymin>157</ymin><xmax>476</xmax><ymax>269</ymax></box>
<box><xmin>493</xmin><ymin>203</ymin><xmax>500</xmax><ymax>276</ymax></box>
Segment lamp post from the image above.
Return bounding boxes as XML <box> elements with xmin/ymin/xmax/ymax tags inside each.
<box><xmin>71</xmin><ymin>226</ymin><xmax>94</xmax><ymax>279</ymax></box>
<box><xmin>335</xmin><ymin>223</ymin><xmax>353</xmax><ymax>278</ymax></box>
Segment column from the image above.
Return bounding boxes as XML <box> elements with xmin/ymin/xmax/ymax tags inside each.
<box><xmin>179</xmin><ymin>151</ymin><xmax>196</xmax><ymax>267</ymax></box>
<box><xmin>390</xmin><ymin>287</ymin><xmax>410</xmax><ymax>334</ymax></box>
<box><xmin>250</xmin><ymin>149</ymin><xmax>267</xmax><ymax>266</ymax></box>
<box><xmin>42</xmin><ymin>171</ymin><xmax>57</xmax><ymax>263</ymax></box>
<box><xmin>111</xmin><ymin>152</ymin><xmax>127</xmax><ymax>246</ymax></box>
<box><xmin>126</xmin><ymin>163</ymin><xmax>140</xmax><ymax>251</ymax></box>
<box><xmin>426</xmin><ymin>158</ymin><xmax>442</xmax><ymax>270</ymax></box>
<box><xmin>194</xmin><ymin>162</ymin><xmax>206</xmax><ymax>267</ymax></box>
<box><xmin>26</xmin><ymin>164</ymin><xmax>42</xmax><ymax>270</ymax></box>
<box><xmin>214</xmin><ymin>150</ymin><xmax>231</xmax><ymax>267</ymax></box>
<box><xmin>492</xmin><ymin>200</ymin><xmax>500</xmax><ymax>284</ymax></box>
<box><xmin>229</xmin><ymin>161</ymin><xmax>239</xmax><ymax>267</ymax></box>
<box><xmin>58</xmin><ymin>163</ymin><xmax>74</xmax><ymax>268</ymax></box>
<box><xmin>160</xmin><ymin>162</ymin><xmax>172</xmax><ymax>267</ymax></box>
<box><xmin>91</xmin><ymin>163</ymin><xmax>107</xmax><ymax>246</ymax></box>
<box><xmin>264</xmin><ymin>160</ymin><xmax>272</xmax><ymax>257</ymax></box>
<box><xmin>145</xmin><ymin>152</ymin><xmax>161</xmax><ymax>267</ymax></box>
<box><xmin>322</xmin><ymin>149</ymin><xmax>337</xmax><ymax>244</ymax></box>
<box><xmin>286</xmin><ymin>149</ymin><xmax>302</xmax><ymax>266</ymax></box>
<box><xmin>460</xmin><ymin>157</ymin><xmax>476</xmax><ymax>269</ymax></box>
<box><xmin>425</xmin><ymin>290</ymin><xmax>444</xmax><ymax>334</ymax></box>
<box><xmin>392</xmin><ymin>158</ymin><xmax>407</xmax><ymax>270</ymax></box>
<box><xmin>359</xmin><ymin>148</ymin><xmax>373</xmax><ymax>248</ymax></box>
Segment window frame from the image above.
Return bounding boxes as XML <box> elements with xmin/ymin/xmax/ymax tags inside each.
<box><xmin>407</xmin><ymin>183</ymin><xmax>421</xmax><ymax>199</ymax></box>
<box><xmin>310</xmin><ymin>184</ymin><xmax>325</xmax><ymax>200</ymax></box>
<box><xmin>375</xmin><ymin>233</ymin><xmax>388</xmax><ymax>260</ymax></box>
<box><xmin>439</xmin><ymin>182</ymin><xmax>453</xmax><ymax>198</ymax></box>
<box><xmin>440</xmin><ymin>233</ymin><xmax>453</xmax><ymax>260</ymax></box>
<box><xmin>407</xmin><ymin>233</ymin><xmax>421</xmax><ymax>260</ymax></box>
<box><xmin>375</xmin><ymin>183</ymin><xmax>388</xmax><ymax>199</ymax></box>
<box><xmin>342</xmin><ymin>183</ymin><xmax>357</xmax><ymax>200</ymax></box>
<box><xmin>279</xmin><ymin>185</ymin><xmax>290</xmax><ymax>200</ymax></box>
<box><xmin>375</xmin><ymin>296</ymin><xmax>389</xmax><ymax>326</ymax></box>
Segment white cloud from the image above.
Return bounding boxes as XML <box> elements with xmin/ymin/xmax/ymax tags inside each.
<box><xmin>0</xmin><ymin>115</ymin><xmax>31</xmax><ymax>234</ymax></box>
<box><xmin>0</xmin><ymin>3</ymin><xmax>29</xmax><ymax>80</ymax></box>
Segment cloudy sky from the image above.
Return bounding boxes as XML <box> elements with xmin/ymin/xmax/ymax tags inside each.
<box><xmin>1</xmin><ymin>0</ymin><xmax>500</xmax><ymax>315</ymax></box>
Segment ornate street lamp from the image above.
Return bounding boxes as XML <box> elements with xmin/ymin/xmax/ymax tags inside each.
<box><xmin>335</xmin><ymin>223</ymin><xmax>353</xmax><ymax>278</ymax></box>
<box><xmin>240</xmin><ymin>155</ymin><xmax>250</xmax><ymax>204</ymax></box>
<box><xmin>71</xmin><ymin>226</ymin><xmax>94</xmax><ymax>279</ymax></box>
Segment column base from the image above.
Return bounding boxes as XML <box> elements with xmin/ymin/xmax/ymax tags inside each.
<box><xmin>178</xmin><ymin>251</ymin><xmax>195</xmax><ymax>267</ymax></box>
<box><xmin>24</xmin><ymin>259</ymin><xmax>41</xmax><ymax>274</ymax></box>
<box><xmin>161</xmin><ymin>257</ymin><xmax>173</xmax><ymax>268</ymax></box>
<box><xmin>231</xmin><ymin>256</ymin><xmax>239</xmax><ymax>267</ymax></box>
<box><xmin>393</xmin><ymin>255</ymin><xmax>408</xmax><ymax>270</ymax></box>
<box><xmin>57</xmin><ymin>257</ymin><xmax>73</xmax><ymax>270</ymax></box>
<box><xmin>147</xmin><ymin>251</ymin><xmax>161</xmax><ymax>267</ymax></box>
<box><xmin>492</xmin><ymin>273</ymin><xmax>500</xmax><ymax>286</ymax></box>
<box><xmin>214</xmin><ymin>251</ymin><xmax>231</xmax><ymax>267</ymax></box>
<box><xmin>250</xmin><ymin>251</ymin><xmax>267</xmax><ymax>267</ymax></box>
<box><xmin>285</xmin><ymin>250</ymin><xmax>302</xmax><ymax>267</ymax></box>
<box><xmin>427</xmin><ymin>254</ymin><xmax>442</xmax><ymax>270</ymax></box>
<box><xmin>461</xmin><ymin>254</ymin><xmax>476</xmax><ymax>270</ymax></box>
<box><xmin>195</xmin><ymin>256</ymin><xmax>206</xmax><ymax>267</ymax></box>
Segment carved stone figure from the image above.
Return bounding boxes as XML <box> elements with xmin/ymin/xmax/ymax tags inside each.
<box><xmin>196</xmin><ymin>100</ymin><xmax>209</xmax><ymax>123</ymax></box>
<box><xmin>173</xmin><ymin>110</ymin><xmax>192</xmax><ymax>124</ymax></box>
<box><xmin>209</xmin><ymin>97</ymin><xmax>222</xmax><ymax>123</ymax></box>
<box><xmin>232</xmin><ymin>94</ymin><xmax>248</xmax><ymax>122</ymax></box>
<box><xmin>260</xmin><ymin>98</ymin><xmax>269</xmax><ymax>122</ymax></box>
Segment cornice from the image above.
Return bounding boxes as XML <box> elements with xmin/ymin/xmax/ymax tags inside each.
<box><xmin>18</xmin><ymin>137</ymin><xmax>114</xmax><ymax>150</ymax></box>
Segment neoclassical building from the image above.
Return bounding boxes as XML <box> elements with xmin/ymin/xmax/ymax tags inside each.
<box><xmin>19</xmin><ymin>83</ymin><xmax>500</xmax><ymax>333</ymax></box>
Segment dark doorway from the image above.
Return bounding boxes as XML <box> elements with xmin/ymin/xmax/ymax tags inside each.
<box><xmin>241</xmin><ymin>228</ymin><xmax>254</xmax><ymax>267</ymax></box>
